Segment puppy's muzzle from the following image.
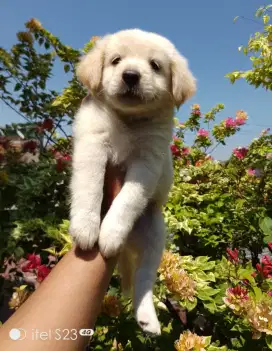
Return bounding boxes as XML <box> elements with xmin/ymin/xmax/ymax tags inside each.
<box><xmin>122</xmin><ymin>70</ymin><xmax>141</xmax><ymax>88</ymax></box>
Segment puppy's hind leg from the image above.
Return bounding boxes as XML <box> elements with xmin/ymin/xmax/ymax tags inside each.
<box><xmin>132</xmin><ymin>207</ymin><xmax>166</xmax><ymax>336</ymax></box>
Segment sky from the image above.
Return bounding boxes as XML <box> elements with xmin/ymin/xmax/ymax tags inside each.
<box><xmin>0</xmin><ymin>0</ymin><xmax>271</xmax><ymax>160</ymax></box>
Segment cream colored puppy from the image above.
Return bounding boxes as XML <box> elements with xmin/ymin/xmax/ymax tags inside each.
<box><xmin>69</xmin><ymin>29</ymin><xmax>196</xmax><ymax>335</ymax></box>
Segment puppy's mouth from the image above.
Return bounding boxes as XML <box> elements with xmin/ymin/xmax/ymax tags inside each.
<box><xmin>117</xmin><ymin>88</ymin><xmax>144</xmax><ymax>104</ymax></box>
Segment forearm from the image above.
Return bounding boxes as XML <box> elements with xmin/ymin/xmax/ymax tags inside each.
<box><xmin>0</xmin><ymin>245</ymin><xmax>116</xmax><ymax>350</ymax></box>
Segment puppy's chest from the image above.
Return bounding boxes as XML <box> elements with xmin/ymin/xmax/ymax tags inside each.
<box><xmin>106</xmin><ymin>122</ymin><xmax>157</xmax><ymax>166</ymax></box>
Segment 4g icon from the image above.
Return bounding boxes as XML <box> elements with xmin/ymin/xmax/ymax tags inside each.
<box><xmin>79</xmin><ymin>329</ymin><xmax>94</xmax><ymax>337</ymax></box>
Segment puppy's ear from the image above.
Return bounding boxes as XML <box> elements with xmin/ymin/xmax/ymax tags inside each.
<box><xmin>76</xmin><ymin>38</ymin><xmax>106</xmax><ymax>93</ymax></box>
<box><xmin>171</xmin><ymin>52</ymin><xmax>196</xmax><ymax>109</ymax></box>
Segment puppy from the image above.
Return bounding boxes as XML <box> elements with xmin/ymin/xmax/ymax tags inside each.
<box><xmin>69</xmin><ymin>29</ymin><xmax>196</xmax><ymax>335</ymax></box>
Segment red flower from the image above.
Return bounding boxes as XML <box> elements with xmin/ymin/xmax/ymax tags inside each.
<box><xmin>0</xmin><ymin>137</ymin><xmax>9</xmax><ymax>149</ymax></box>
<box><xmin>181</xmin><ymin>147</ymin><xmax>190</xmax><ymax>155</ymax></box>
<box><xmin>53</xmin><ymin>151</ymin><xmax>72</xmax><ymax>172</ymax></box>
<box><xmin>228</xmin><ymin>285</ymin><xmax>249</xmax><ymax>300</ymax></box>
<box><xmin>37</xmin><ymin>265</ymin><xmax>51</xmax><ymax>282</ymax></box>
<box><xmin>35</xmin><ymin>122</ymin><xmax>44</xmax><ymax>134</ymax></box>
<box><xmin>256</xmin><ymin>256</ymin><xmax>272</xmax><ymax>279</ymax></box>
<box><xmin>42</xmin><ymin>118</ymin><xmax>54</xmax><ymax>131</ymax></box>
<box><xmin>170</xmin><ymin>144</ymin><xmax>181</xmax><ymax>157</ymax></box>
<box><xmin>22</xmin><ymin>254</ymin><xmax>41</xmax><ymax>271</ymax></box>
<box><xmin>226</xmin><ymin>248</ymin><xmax>239</xmax><ymax>264</ymax></box>
<box><xmin>195</xmin><ymin>160</ymin><xmax>204</xmax><ymax>167</ymax></box>
<box><xmin>268</xmin><ymin>243</ymin><xmax>272</xmax><ymax>253</ymax></box>
<box><xmin>23</xmin><ymin>140</ymin><xmax>38</xmax><ymax>154</ymax></box>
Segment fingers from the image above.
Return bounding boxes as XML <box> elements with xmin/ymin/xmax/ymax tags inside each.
<box><xmin>101</xmin><ymin>163</ymin><xmax>126</xmax><ymax>219</ymax></box>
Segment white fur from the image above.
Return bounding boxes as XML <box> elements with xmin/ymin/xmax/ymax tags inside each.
<box><xmin>69</xmin><ymin>29</ymin><xmax>196</xmax><ymax>335</ymax></box>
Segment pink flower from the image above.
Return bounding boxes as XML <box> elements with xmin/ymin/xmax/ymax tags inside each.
<box><xmin>247</xmin><ymin>169</ymin><xmax>256</xmax><ymax>176</ymax></box>
<box><xmin>224</xmin><ymin>117</ymin><xmax>236</xmax><ymax>128</ymax></box>
<box><xmin>233</xmin><ymin>147</ymin><xmax>248</xmax><ymax>159</ymax></box>
<box><xmin>193</xmin><ymin>109</ymin><xmax>201</xmax><ymax>116</ymax></box>
<box><xmin>197</xmin><ymin>129</ymin><xmax>209</xmax><ymax>138</ymax></box>
<box><xmin>268</xmin><ymin>243</ymin><xmax>272</xmax><ymax>253</ymax></box>
<box><xmin>235</xmin><ymin>118</ymin><xmax>246</xmax><ymax>126</ymax></box>
<box><xmin>268</xmin><ymin>291</ymin><xmax>272</xmax><ymax>297</ymax></box>
<box><xmin>261</xmin><ymin>255</ymin><xmax>272</xmax><ymax>265</ymax></box>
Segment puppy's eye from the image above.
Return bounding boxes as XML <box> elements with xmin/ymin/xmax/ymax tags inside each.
<box><xmin>150</xmin><ymin>60</ymin><xmax>160</xmax><ymax>72</ymax></box>
<box><xmin>111</xmin><ymin>56</ymin><xmax>121</xmax><ymax>65</ymax></box>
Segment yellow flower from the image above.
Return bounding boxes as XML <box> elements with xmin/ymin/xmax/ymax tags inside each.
<box><xmin>159</xmin><ymin>251</ymin><xmax>196</xmax><ymax>301</ymax></box>
<box><xmin>8</xmin><ymin>285</ymin><xmax>31</xmax><ymax>310</ymax></box>
<box><xmin>175</xmin><ymin>331</ymin><xmax>207</xmax><ymax>351</ymax></box>
<box><xmin>192</xmin><ymin>104</ymin><xmax>200</xmax><ymax>110</ymax></box>
<box><xmin>16</xmin><ymin>31</ymin><xmax>33</xmax><ymax>45</ymax></box>
<box><xmin>90</xmin><ymin>36</ymin><xmax>100</xmax><ymax>43</ymax></box>
<box><xmin>25</xmin><ymin>18</ymin><xmax>43</xmax><ymax>31</ymax></box>
<box><xmin>112</xmin><ymin>338</ymin><xmax>124</xmax><ymax>350</ymax></box>
<box><xmin>101</xmin><ymin>294</ymin><xmax>121</xmax><ymax>317</ymax></box>
<box><xmin>225</xmin><ymin>288</ymin><xmax>272</xmax><ymax>336</ymax></box>
<box><xmin>235</xmin><ymin>110</ymin><xmax>248</xmax><ymax>121</ymax></box>
<box><xmin>247</xmin><ymin>298</ymin><xmax>272</xmax><ymax>335</ymax></box>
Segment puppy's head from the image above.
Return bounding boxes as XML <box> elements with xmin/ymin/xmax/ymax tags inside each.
<box><xmin>77</xmin><ymin>29</ymin><xmax>196</xmax><ymax>113</ymax></box>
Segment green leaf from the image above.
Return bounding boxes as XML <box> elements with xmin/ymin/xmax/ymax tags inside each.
<box><xmin>253</xmin><ymin>286</ymin><xmax>263</xmax><ymax>301</ymax></box>
<box><xmin>197</xmin><ymin>286</ymin><xmax>221</xmax><ymax>300</ymax></box>
<box><xmin>43</xmin><ymin>247</ymin><xmax>57</xmax><ymax>255</ymax></box>
<box><xmin>64</xmin><ymin>64</ymin><xmax>70</xmax><ymax>73</ymax></box>
<box><xmin>266</xmin><ymin>335</ymin><xmax>272</xmax><ymax>350</ymax></box>
<box><xmin>263</xmin><ymin>15</ymin><xmax>270</xmax><ymax>24</ymax></box>
<box><xmin>207</xmin><ymin>346</ymin><xmax>228</xmax><ymax>351</ymax></box>
<box><xmin>14</xmin><ymin>83</ymin><xmax>22</xmax><ymax>91</ymax></box>
<box><xmin>204</xmin><ymin>336</ymin><xmax>212</xmax><ymax>347</ymax></box>
<box><xmin>260</xmin><ymin>217</ymin><xmax>272</xmax><ymax>242</ymax></box>
<box><xmin>180</xmin><ymin>297</ymin><xmax>197</xmax><ymax>312</ymax></box>
<box><xmin>14</xmin><ymin>246</ymin><xmax>24</xmax><ymax>258</ymax></box>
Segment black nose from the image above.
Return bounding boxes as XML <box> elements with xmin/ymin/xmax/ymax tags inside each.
<box><xmin>122</xmin><ymin>70</ymin><xmax>140</xmax><ymax>87</ymax></box>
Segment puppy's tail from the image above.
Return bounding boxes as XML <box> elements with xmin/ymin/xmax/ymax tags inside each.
<box><xmin>118</xmin><ymin>248</ymin><xmax>136</xmax><ymax>297</ymax></box>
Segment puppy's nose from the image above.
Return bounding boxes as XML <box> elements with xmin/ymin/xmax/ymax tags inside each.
<box><xmin>122</xmin><ymin>70</ymin><xmax>140</xmax><ymax>87</ymax></box>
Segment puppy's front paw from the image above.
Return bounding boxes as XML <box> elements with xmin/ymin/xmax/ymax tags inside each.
<box><xmin>98</xmin><ymin>217</ymin><xmax>127</xmax><ymax>258</ymax></box>
<box><xmin>69</xmin><ymin>213</ymin><xmax>100</xmax><ymax>250</ymax></box>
